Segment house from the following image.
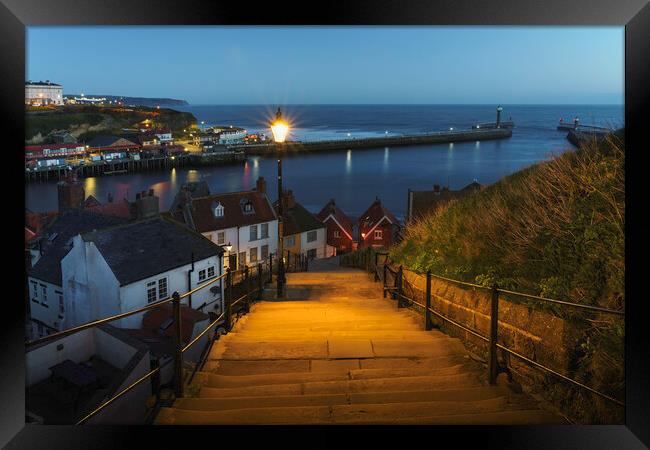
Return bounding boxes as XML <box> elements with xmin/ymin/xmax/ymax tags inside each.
<box><xmin>25</xmin><ymin>80</ymin><xmax>63</xmax><ymax>106</ymax></box>
<box><xmin>316</xmin><ymin>199</ymin><xmax>354</xmax><ymax>254</ymax></box>
<box><xmin>273</xmin><ymin>190</ymin><xmax>330</xmax><ymax>260</ymax></box>
<box><xmin>406</xmin><ymin>181</ymin><xmax>483</xmax><ymax>222</ymax></box>
<box><xmin>169</xmin><ymin>177</ymin><xmax>278</xmax><ymax>270</ymax></box>
<box><xmin>138</xmin><ymin>134</ymin><xmax>159</xmax><ymax>147</ymax></box>
<box><xmin>27</xmin><ymin>209</ymin><xmax>130</xmax><ymax>338</ymax></box>
<box><xmin>61</xmin><ymin>216</ymin><xmax>225</xmax><ymax>330</ymax></box>
<box><xmin>86</xmin><ymin>135</ymin><xmax>141</xmax><ymax>160</ymax></box>
<box><xmin>358</xmin><ymin>198</ymin><xmax>401</xmax><ymax>250</ymax></box>
<box><xmin>154</xmin><ymin>129</ymin><xmax>173</xmax><ymax>143</ymax></box>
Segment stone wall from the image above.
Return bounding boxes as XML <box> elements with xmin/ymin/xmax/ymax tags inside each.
<box><xmin>385</xmin><ymin>265</ymin><xmax>573</xmax><ymax>401</ymax></box>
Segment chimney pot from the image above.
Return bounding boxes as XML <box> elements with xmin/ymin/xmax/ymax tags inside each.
<box><xmin>148</xmin><ymin>189</ymin><xmax>154</xmax><ymax>197</ymax></box>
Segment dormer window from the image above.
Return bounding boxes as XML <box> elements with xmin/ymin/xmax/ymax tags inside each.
<box><xmin>241</xmin><ymin>198</ymin><xmax>254</xmax><ymax>214</ymax></box>
<box><xmin>213</xmin><ymin>202</ymin><xmax>224</xmax><ymax>217</ymax></box>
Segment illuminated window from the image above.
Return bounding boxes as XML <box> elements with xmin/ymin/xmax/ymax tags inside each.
<box><xmin>374</xmin><ymin>230</ymin><xmax>383</xmax><ymax>240</ymax></box>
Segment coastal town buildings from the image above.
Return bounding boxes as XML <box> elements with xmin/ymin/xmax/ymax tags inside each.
<box><xmin>274</xmin><ymin>190</ymin><xmax>330</xmax><ymax>260</ymax></box>
<box><xmin>60</xmin><ymin>216</ymin><xmax>224</xmax><ymax>330</ymax></box>
<box><xmin>169</xmin><ymin>177</ymin><xmax>278</xmax><ymax>270</ymax></box>
<box><xmin>357</xmin><ymin>198</ymin><xmax>402</xmax><ymax>250</ymax></box>
<box><xmin>25</xmin><ymin>81</ymin><xmax>63</xmax><ymax>106</ymax></box>
<box><xmin>316</xmin><ymin>199</ymin><xmax>354</xmax><ymax>254</ymax></box>
<box><xmin>406</xmin><ymin>181</ymin><xmax>483</xmax><ymax>222</ymax></box>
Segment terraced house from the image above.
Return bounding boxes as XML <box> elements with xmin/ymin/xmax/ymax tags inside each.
<box><xmin>169</xmin><ymin>177</ymin><xmax>278</xmax><ymax>270</ymax></box>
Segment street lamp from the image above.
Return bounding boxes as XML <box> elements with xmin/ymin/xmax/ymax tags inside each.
<box><xmin>224</xmin><ymin>242</ymin><xmax>233</xmax><ymax>269</ymax></box>
<box><xmin>270</xmin><ymin>107</ymin><xmax>289</xmax><ymax>298</ymax></box>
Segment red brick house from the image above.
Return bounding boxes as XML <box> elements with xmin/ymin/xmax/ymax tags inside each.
<box><xmin>316</xmin><ymin>199</ymin><xmax>354</xmax><ymax>254</ymax></box>
<box><xmin>357</xmin><ymin>198</ymin><xmax>401</xmax><ymax>250</ymax></box>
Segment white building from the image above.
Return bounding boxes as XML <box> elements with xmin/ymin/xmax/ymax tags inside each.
<box><xmin>218</xmin><ymin>128</ymin><xmax>247</xmax><ymax>145</ymax></box>
<box><xmin>154</xmin><ymin>129</ymin><xmax>173</xmax><ymax>143</ymax></box>
<box><xmin>169</xmin><ymin>177</ymin><xmax>278</xmax><ymax>270</ymax></box>
<box><xmin>25</xmin><ymin>81</ymin><xmax>63</xmax><ymax>106</ymax></box>
<box><xmin>61</xmin><ymin>216</ymin><xmax>225</xmax><ymax>330</ymax></box>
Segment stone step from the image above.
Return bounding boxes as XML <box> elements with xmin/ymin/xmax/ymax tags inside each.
<box><xmin>235</xmin><ymin>321</ymin><xmax>424</xmax><ymax>333</ymax></box>
<box><xmin>209</xmin><ymin>337</ymin><xmax>465</xmax><ymax>360</ymax></box>
<box><xmin>155</xmin><ymin>397</ymin><xmax>508</xmax><ymax>425</ymax></box>
<box><xmin>198</xmin><ymin>372</ymin><xmax>481</xmax><ymax>398</ymax></box>
<box><xmin>204</xmin><ymin>355</ymin><xmax>470</xmax><ymax>375</ymax></box>
<box><xmin>376</xmin><ymin>409</ymin><xmax>566</xmax><ymax>425</ymax></box>
<box><xmin>196</xmin><ymin>363</ymin><xmax>476</xmax><ymax>388</ymax></box>
<box><xmin>222</xmin><ymin>330</ymin><xmax>448</xmax><ymax>342</ymax></box>
<box><xmin>173</xmin><ymin>386</ymin><xmax>509</xmax><ymax>411</ymax></box>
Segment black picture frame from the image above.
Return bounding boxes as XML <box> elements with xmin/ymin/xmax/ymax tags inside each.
<box><xmin>2</xmin><ymin>0</ymin><xmax>649</xmax><ymax>447</ymax></box>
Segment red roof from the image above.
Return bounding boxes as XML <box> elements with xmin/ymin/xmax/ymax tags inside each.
<box><xmin>172</xmin><ymin>190</ymin><xmax>277</xmax><ymax>233</ymax></box>
<box><xmin>358</xmin><ymin>199</ymin><xmax>399</xmax><ymax>236</ymax></box>
<box><xmin>142</xmin><ymin>304</ymin><xmax>209</xmax><ymax>343</ymax></box>
<box><xmin>25</xmin><ymin>143</ymin><xmax>84</xmax><ymax>152</ymax></box>
<box><xmin>25</xmin><ymin>210</ymin><xmax>59</xmax><ymax>239</ymax></box>
<box><xmin>316</xmin><ymin>199</ymin><xmax>354</xmax><ymax>239</ymax></box>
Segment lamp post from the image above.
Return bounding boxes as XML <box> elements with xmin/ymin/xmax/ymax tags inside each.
<box><xmin>224</xmin><ymin>242</ymin><xmax>233</xmax><ymax>269</ymax></box>
<box><xmin>270</xmin><ymin>107</ymin><xmax>289</xmax><ymax>298</ymax></box>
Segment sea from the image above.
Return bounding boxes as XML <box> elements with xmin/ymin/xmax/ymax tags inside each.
<box><xmin>25</xmin><ymin>104</ymin><xmax>624</xmax><ymax>221</ymax></box>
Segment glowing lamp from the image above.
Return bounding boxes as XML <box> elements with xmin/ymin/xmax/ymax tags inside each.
<box><xmin>361</xmin><ymin>232</ymin><xmax>366</xmax><ymax>239</ymax></box>
<box><xmin>270</xmin><ymin>108</ymin><xmax>289</xmax><ymax>143</ymax></box>
<box><xmin>224</xmin><ymin>242</ymin><xmax>233</xmax><ymax>253</ymax></box>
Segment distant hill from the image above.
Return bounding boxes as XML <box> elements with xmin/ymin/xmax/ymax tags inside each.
<box><xmin>65</xmin><ymin>95</ymin><xmax>189</xmax><ymax>107</ymax></box>
<box><xmin>26</xmin><ymin>104</ymin><xmax>197</xmax><ymax>144</ymax></box>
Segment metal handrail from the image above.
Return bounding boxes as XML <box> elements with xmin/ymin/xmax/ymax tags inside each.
<box><xmin>373</xmin><ymin>252</ymin><xmax>625</xmax><ymax>407</ymax></box>
<box><xmin>182</xmin><ymin>312</ymin><xmax>225</xmax><ymax>353</ymax></box>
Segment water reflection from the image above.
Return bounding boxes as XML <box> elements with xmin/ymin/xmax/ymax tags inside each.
<box><xmin>383</xmin><ymin>147</ymin><xmax>390</xmax><ymax>173</ymax></box>
<box><xmin>187</xmin><ymin>169</ymin><xmax>201</xmax><ymax>183</ymax></box>
<box><xmin>83</xmin><ymin>177</ymin><xmax>97</xmax><ymax>199</ymax></box>
<box><xmin>345</xmin><ymin>150</ymin><xmax>352</xmax><ymax>175</ymax></box>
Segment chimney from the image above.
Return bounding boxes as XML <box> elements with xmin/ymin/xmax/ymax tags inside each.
<box><xmin>433</xmin><ymin>184</ymin><xmax>441</xmax><ymax>194</ymax></box>
<box><xmin>256</xmin><ymin>177</ymin><xmax>266</xmax><ymax>194</ymax></box>
<box><xmin>135</xmin><ymin>191</ymin><xmax>160</xmax><ymax>220</ymax></box>
<box><xmin>57</xmin><ymin>178</ymin><xmax>85</xmax><ymax>212</ymax></box>
<box><xmin>148</xmin><ymin>189</ymin><xmax>154</xmax><ymax>197</ymax></box>
<box><xmin>284</xmin><ymin>189</ymin><xmax>296</xmax><ymax>209</ymax></box>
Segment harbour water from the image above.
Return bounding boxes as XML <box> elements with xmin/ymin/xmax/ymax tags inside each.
<box><xmin>25</xmin><ymin>104</ymin><xmax>623</xmax><ymax>220</ymax></box>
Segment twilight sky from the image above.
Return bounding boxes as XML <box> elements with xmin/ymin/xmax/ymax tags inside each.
<box><xmin>27</xmin><ymin>26</ymin><xmax>624</xmax><ymax>105</ymax></box>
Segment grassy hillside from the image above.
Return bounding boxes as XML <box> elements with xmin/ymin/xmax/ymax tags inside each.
<box><xmin>391</xmin><ymin>131</ymin><xmax>624</xmax><ymax>422</ymax></box>
<box><xmin>26</xmin><ymin>104</ymin><xmax>197</xmax><ymax>144</ymax></box>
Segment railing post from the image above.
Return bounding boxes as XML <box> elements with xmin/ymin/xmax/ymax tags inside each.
<box><xmin>383</xmin><ymin>262</ymin><xmax>388</xmax><ymax>298</ymax></box>
<box><xmin>425</xmin><ymin>270</ymin><xmax>432</xmax><ymax>330</ymax></box>
<box><xmin>244</xmin><ymin>265</ymin><xmax>250</xmax><ymax>312</ymax></box>
<box><xmin>489</xmin><ymin>283</ymin><xmax>500</xmax><ymax>385</ymax></box>
<box><xmin>225</xmin><ymin>268</ymin><xmax>233</xmax><ymax>332</ymax></box>
<box><xmin>397</xmin><ymin>265</ymin><xmax>403</xmax><ymax>308</ymax></box>
<box><xmin>258</xmin><ymin>263</ymin><xmax>263</xmax><ymax>300</ymax></box>
<box><xmin>287</xmin><ymin>250</ymin><xmax>291</xmax><ymax>272</ymax></box>
<box><xmin>305</xmin><ymin>254</ymin><xmax>309</xmax><ymax>271</ymax></box>
<box><xmin>374</xmin><ymin>252</ymin><xmax>379</xmax><ymax>282</ymax></box>
<box><xmin>268</xmin><ymin>253</ymin><xmax>273</xmax><ymax>283</ymax></box>
<box><xmin>172</xmin><ymin>291</ymin><xmax>183</xmax><ymax>398</ymax></box>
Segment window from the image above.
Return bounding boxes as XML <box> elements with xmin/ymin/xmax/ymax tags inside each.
<box><xmin>217</xmin><ymin>231</ymin><xmax>225</xmax><ymax>245</ymax></box>
<box><xmin>243</xmin><ymin>201</ymin><xmax>253</xmax><ymax>213</ymax></box>
<box><xmin>147</xmin><ymin>281</ymin><xmax>157</xmax><ymax>303</ymax></box>
<box><xmin>56</xmin><ymin>291</ymin><xmax>64</xmax><ymax>317</ymax></box>
<box><xmin>207</xmin><ymin>266</ymin><xmax>215</xmax><ymax>278</ymax></box>
<box><xmin>250</xmin><ymin>247</ymin><xmax>258</xmax><ymax>262</ymax></box>
<box><xmin>307</xmin><ymin>230</ymin><xmax>317</xmax><ymax>243</ymax></box>
<box><xmin>261</xmin><ymin>244</ymin><xmax>269</xmax><ymax>259</ymax></box>
<box><xmin>198</xmin><ymin>269</ymin><xmax>206</xmax><ymax>281</ymax></box>
<box><xmin>261</xmin><ymin>223</ymin><xmax>269</xmax><ymax>239</ymax></box>
<box><xmin>30</xmin><ymin>281</ymin><xmax>38</xmax><ymax>303</ymax></box>
<box><xmin>158</xmin><ymin>278</ymin><xmax>168</xmax><ymax>299</ymax></box>
<box><xmin>333</xmin><ymin>230</ymin><xmax>341</xmax><ymax>238</ymax></box>
<box><xmin>250</xmin><ymin>225</ymin><xmax>258</xmax><ymax>241</ymax></box>
<box><xmin>214</xmin><ymin>202</ymin><xmax>224</xmax><ymax>217</ymax></box>
<box><xmin>238</xmin><ymin>252</ymin><xmax>246</xmax><ymax>269</ymax></box>
<box><xmin>40</xmin><ymin>284</ymin><xmax>48</xmax><ymax>306</ymax></box>
<box><xmin>374</xmin><ymin>230</ymin><xmax>383</xmax><ymax>240</ymax></box>
<box><xmin>284</xmin><ymin>236</ymin><xmax>295</xmax><ymax>247</ymax></box>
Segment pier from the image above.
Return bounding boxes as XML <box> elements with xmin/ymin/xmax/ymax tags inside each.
<box><xmin>25</xmin><ymin>151</ymin><xmax>246</xmax><ymax>182</ymax></box>
<box><xmin>233</xmin><ymin>128</ymin><xmax>512</xmax><ymax>155</ymax></box>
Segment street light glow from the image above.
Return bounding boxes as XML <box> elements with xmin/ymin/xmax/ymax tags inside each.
<box><xmin>271</xmin><ymin>108</ymin><xmax>289</xmax><ymax>143</ymax></box>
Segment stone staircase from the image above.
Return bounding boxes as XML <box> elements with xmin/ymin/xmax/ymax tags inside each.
<box><xmin>155</xmin><ymin>257</ymin><xmax>564</xmax><ymax>425</ymax></box>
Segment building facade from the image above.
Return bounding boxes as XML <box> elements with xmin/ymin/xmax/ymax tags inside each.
<box><xmin>358</xmin><ymin>198</ymin><xmax>401</xmax><ymax>250</ymax></box>
<box><xmin>316</xmin><ymin>199</ymin><xmax>354</xmax><ymax>254</ymax></box>
<box><xmin>25</xmin><ymin>81</ymin><xmax>63</xmax><ymax>106</ymax></box>
<box><xmin>169</xmin><ymin>177</ymin><xmax>278</xmax><ymax>270</ymax></box>
<box><xmin>274</xmin><ymin>190</ymin><xmax>330</xmax><ymax>260</ymax></box>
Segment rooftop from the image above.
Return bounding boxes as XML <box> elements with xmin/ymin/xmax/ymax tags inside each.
<box><xmin>80</xmin><ymin>216</ymin><xmax>223</xmax><ymax>286</ymax></box>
